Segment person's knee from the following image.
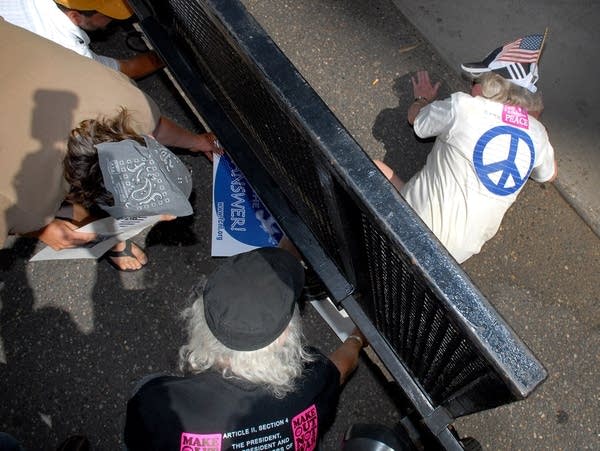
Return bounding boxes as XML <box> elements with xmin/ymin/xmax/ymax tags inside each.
<box><xmin>373</xmin><ymin>159</ymin><xmax>393</xmax><ymax>180</ymax></box>
<box><xmin>374</xmin><ymin>160</ymin><xmax>404</xmax><ymax>191</ymax></box>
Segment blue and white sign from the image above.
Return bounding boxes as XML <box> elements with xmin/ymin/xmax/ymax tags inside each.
<box><xmin>211</xmin><ymin>154</ymin><xmax>284</xmax><ymax>256</ymax></box>
<box><xmin>473</xmin><ymin>125</ymin><xmax>535</xmax><ymax>196</ymax></box>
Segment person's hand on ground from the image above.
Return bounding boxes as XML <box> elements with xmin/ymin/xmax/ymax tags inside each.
<box><xmin>35</xmin><ymin>219</ymin><xmax>97</xmax><ymax>250</ymax></box>
<box><xmin>411</xmin><ymin>70</ymin><xmax>441</xmax><ymax>102</ymax></box>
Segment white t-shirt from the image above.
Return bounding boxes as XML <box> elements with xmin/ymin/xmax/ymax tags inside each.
<box><xmin>401</xmin><ymin>92</ymin><xmax>555</xmax><ymax>263</ymax></box>
<box><xmin>0</xmin><ymin>0</ymin><xmax>119</xmax><ymax>70</ymax></box>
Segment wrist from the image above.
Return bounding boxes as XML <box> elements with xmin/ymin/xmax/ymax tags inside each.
<box><xmin>345</xmin><ymin>334</ymin><xmax>364</xmax><ymax>348</ymax></box>
<box><xmin>413</xmin><ymin>96</ymin><xmax>430</xmax><ymax>104</ymax></box>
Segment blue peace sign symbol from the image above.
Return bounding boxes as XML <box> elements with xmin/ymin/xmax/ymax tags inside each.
<box><xmin>473</xmin><ymin>125</ymin><xmax>535</xmax><ymax>196</ymax></box>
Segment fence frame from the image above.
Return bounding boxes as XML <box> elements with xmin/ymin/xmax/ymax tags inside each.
<box><xmin>129</xmin><ymin>1</ymin><xmax>548</xmax><ymax>448</ymax></box>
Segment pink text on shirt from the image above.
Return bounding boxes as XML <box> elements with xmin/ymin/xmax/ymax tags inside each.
<box><xmin>292</xmin><ymin>405</ymin><xmax>318</xmax><ymax>451</ymax></box>
<box><xmin>180</xmin><ymin>432</ymin><xmax>222</xmax><ymax>451</ymax></box>
<box><xmin>502</xmin><ymin>105</ymin><xmax>529</xmax><ymax>129</ymax></box>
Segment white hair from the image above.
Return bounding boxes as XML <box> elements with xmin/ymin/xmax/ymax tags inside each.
<box><xmin>179</xmin><ymin>278</ymin><xmax>315</xmax><ymax>398</ymax></box>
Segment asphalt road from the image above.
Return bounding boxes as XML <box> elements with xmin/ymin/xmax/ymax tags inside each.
<box><xmin>240</xmin><ymin>2</ymin><xmax>600</xmax><ymax>449</ymax></box>
<box><xmin>391</xmin><ymin>0</ymin><xmax>600</xmax><ymax>239</ymax></box>
<box><xmin>1</xmin><ymin>1</ymin><xmax>599</xmax><ymax>450</ymax></box>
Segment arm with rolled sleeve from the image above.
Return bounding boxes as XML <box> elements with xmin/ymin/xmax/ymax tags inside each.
<box><xmin>413</xmin><ymin>96</ymin><xmax>456</xmax><ymax>140</ymax></box>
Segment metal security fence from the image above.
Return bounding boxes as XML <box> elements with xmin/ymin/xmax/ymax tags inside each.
<box><xmin>130</xmin><ymin>1</ymin><xmax>547</xmax><ymax>448</ymax></box>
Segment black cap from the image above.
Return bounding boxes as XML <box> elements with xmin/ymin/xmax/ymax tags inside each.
<box><xmin>203</xmin><ymin>248</ymin><xmax>305</xmax><ymax>351</ymax></box>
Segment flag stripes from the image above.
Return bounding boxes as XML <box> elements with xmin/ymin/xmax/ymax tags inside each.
<box><xmin>497</xmin><ymin>34</ymin><xmax>544</xmax><ymax>63</ymax></box>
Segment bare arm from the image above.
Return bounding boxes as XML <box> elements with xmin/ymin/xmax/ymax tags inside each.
<box><xmin>152</xmin><ymin>116</ymin><xmax>224</xmax><ymax>161</ymax></box>
<box><xmin>328</xmin><ymin>328</ymin><xmax>367</xmax><ymax>385</ymax></box>
<box><xmin>25</xmin><ymin>219</ymin><xmax>97</xmax><ymax>251</ymax></box>
<box><xmin>118</xmin><ymin>51</ymin><xmax>165</xmax><ymax>80</ymax></box>
<box><xmin>407</xmin><ymin>70</ymin><xmax>440</xmax><ymax>125</ymax></box>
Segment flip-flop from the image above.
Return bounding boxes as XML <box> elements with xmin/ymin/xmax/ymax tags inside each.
<box><xmin>103</xmin><ymin>240</ymin><xmax>147</xmax><ymax>272</ymax></box>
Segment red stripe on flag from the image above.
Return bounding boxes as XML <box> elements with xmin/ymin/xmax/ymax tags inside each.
<box><xmin>497</xmin><ymin>39</ymin><xmax>540</xmax><ymax>63</ymax></box>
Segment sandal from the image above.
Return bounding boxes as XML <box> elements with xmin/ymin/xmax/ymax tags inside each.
<box><xmin>103</xmin><ymin>240</ymin><xmax>147</xmax><ymax>272</ymax></box>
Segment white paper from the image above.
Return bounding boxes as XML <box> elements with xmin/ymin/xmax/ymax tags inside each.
<box><xmin>309</xmin><ymin>297</ymin><xmax>356</xmax><ymax>341</ymax></box>
<box><xmin>29</xmin><ymin>215</ymin><xmax>162</xmax><ymax>261</ymax></box>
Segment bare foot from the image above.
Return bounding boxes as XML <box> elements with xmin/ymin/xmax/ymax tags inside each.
<box><xmin>104</xmin><ymin>240</ymin><xmax>148</xmax><ymax>271</ymax></box>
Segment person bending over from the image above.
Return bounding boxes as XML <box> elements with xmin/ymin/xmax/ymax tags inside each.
<box><xmin>375</xmin><ymin>35</ymin><xmax>556</xmax><ymax>263</ymax></box>
<box><xmin>62</xmin><ymin>108</ymin><xmax>222</xmax><ymax>271</ymax></box>
<box><xmin>124</xmin><ymin>247</ymin><xmax>367</xmax><ymax>450</ymax></box>
<box><xmin>0</xmin><ymin>18</ymin><xmax>221</xmax><ymax>271</ymax></box>
<box><xmin>0</xmin><ymin>0</ymin><xmax>164</xmax><ymax>79</ymax></box>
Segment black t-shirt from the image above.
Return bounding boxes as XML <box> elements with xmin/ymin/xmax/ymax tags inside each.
<box><xmin>124</xmin><ymin>348</ymin><xmax>340</xmax><ymax>451</ymax></box>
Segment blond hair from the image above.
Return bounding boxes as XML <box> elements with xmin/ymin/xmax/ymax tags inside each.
<box><xmin>478</xmin><ymin>72</ymin><xmax>544</xmax><ymax>112</ymax></box>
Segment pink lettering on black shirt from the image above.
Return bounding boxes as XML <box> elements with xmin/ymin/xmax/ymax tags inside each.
<box><xmin>180</xmin><ymin>432</ymin><xmax>222</xmax><ymax>451</ymax></box>
<box><xmin>292</xmin><ymin>405</ymin><xmax>318</xmax><ymax>451</ymax></box>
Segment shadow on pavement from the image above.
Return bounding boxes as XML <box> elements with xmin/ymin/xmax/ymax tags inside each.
<box><xmin>0</xmin><ymin>235</ymin><xmax>189</xmax><ymax>449</ymax></box>
<box><xmin>372</xmin><ymin>74</ymin><xmax>453</xmax><ymax>184</ymax></box>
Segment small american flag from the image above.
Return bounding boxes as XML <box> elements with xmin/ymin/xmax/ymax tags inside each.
<box><xmin>497</xmin><ymin>34</ymin><xmax>544</xmax><ymax>63</ymax></box>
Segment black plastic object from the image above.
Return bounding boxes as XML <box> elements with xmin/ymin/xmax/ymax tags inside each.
<box><xmin>129</xmin><ymin>1</ymin><xmax>547</xmax><ymax>448</ymax></box>
<box><xmin>342</xmin><ymin>423</ymin><xmax>416</xmax><ymax>451</ymax></box>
